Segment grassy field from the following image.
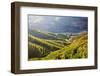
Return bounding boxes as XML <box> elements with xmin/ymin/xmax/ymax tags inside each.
<box><xmin>28</xmin><ymin>30</ymin><xmax>88</xmax><ymax>60</ymax></box>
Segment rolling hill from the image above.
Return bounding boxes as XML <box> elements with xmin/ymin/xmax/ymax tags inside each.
<box><xmin>29</xmin><ymin>29</ymin><xmax>60</xmax><ymax>40</ymax></box>
<box><xmin>29</xmin><ymin>32</ymin><xmax>88</xmax><ymax>60</ymax></box>
<box><xmin>28</xmin><ymin>34</ymin><xmax>69</xmax><ymax>59</ymax></box>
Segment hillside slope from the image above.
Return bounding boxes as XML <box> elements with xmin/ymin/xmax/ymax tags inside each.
<box><xmin>30</xmin><ymin>32</ymin><xmax>88</xmax><ymax>60</ymax></box>
<box><xmin>28</xmin><ymin>34</ymin><xmax>68</xmax><ymax>59</ymax></box>
<box><xmin>29</xmin><ymin>29</ymin><xmax>62</xmax><ymax>40</ymax></box>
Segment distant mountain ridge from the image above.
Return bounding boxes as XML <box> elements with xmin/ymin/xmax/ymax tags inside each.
<box><xmin>29</xmin><ymin>29</ymin><xmax>60</xmax><ymax>40</ymax></box>
<box><xmin>28</xmin><ymin>29</ymin><xmax>70</xmax><ymax>40</ymax></box>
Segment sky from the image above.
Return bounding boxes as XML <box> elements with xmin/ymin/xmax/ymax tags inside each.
<box><xmin>28</xmin><ymin>15</ymin><xmax>88</xmax><ymax>33</ymax></box>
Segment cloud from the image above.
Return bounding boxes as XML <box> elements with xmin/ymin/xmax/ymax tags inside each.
<box><xmin>29</xmin><ymin>16</ymin><xmax>44</xmax><ymax>24</ymax></box>
<box><xmin>29</xmin><ymin>15</ymin><xmax>88</xmax><ymax>33</ymax></box>
<box><xmin>32</xmin><ymin>16</ymin><xmax>44</xmax><ymax>23</ymax></box>
<box><xmin>71</xmin><ymin>22</ymin><xmax>79</xmax><ymax>26</ymax></box>
<box><xmin>55</xmin><ymin>17</ymin><xmax>61</xmax><ymax>21</ymax></box>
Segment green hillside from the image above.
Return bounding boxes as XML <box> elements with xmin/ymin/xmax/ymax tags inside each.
<box><xmin>29</xmin><ymin>32</ymin><xmax>88</xmax><ymax>60</ymax></box>
<box><xmin>29</xmin><ymin>30</ymin><xmax>61</xmax><ymax>40</ymax></box>
<box><xmin>28</xmin><ymin>34</ymin><xmax>68</xmax><ymax>59</ymax></box>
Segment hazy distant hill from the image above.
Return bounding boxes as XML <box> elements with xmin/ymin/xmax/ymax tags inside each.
<box><xmin>29</xmin><ymin>29</ymin><xmax>63</xmax><ymax>40</ymax></box>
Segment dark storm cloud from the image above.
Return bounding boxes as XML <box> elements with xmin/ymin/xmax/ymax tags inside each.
<box><xmin>29</xmin><ymin>15</ymin><xmax>88</xmax><ymax>33</ymax></box>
